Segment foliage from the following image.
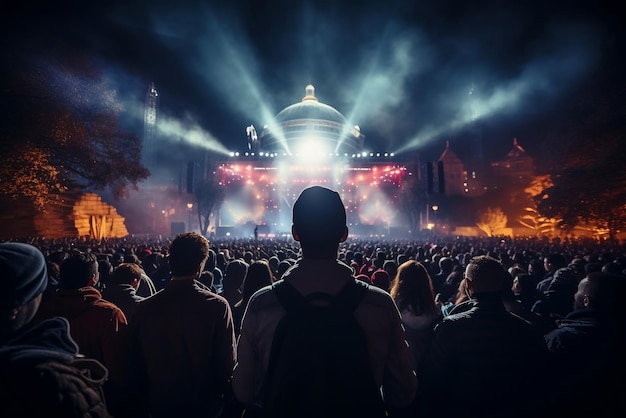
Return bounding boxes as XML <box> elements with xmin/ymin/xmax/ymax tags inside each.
<box><xmin>0</xmin><ymin>49</ymin><xmax>149</xmax><ymax>211</ymax></box>
<box><xmin>517</xmin><ymin>175</ymin><xmax>562</xmax><ymax>237</ymax></box>
<box><xmin>534</xmin><ymin>132</ymin><xmax>626</xmax><ymax>238</ymax></box>
<box><xmin>518</xmin><ymin>207</ymin><xmax>561</xmax><ymax>237</ymax></box>
<box><xmin>533</xmin><ymin>81</ymin><xmax>626</xmax><ymax>238</ymax></box>
<box><xmin>476</xmin><ymin>207</ymin><xmax>508</xmax><ymax>237</ymax></box>
<box><xmin>0</xmin><ymin>145</ymin><xmax>67</xmax><ymax>209</ymax></box>
<box><xmin>524</xmin><ymin>175</ymin><xmax>553</xmax><ymax>198</ymax></box>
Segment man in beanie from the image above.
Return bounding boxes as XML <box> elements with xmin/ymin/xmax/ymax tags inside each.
<box><xmin>0</xmin><ymin>242</ymin><xmax>110</xmax><ymax>417</ymax></box>
<box><xmin>233</xmin><ymin>186</ymin><xmax>416</xmax><ymax>416</ymax></box>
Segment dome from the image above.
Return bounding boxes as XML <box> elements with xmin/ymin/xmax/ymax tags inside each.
<box><xmin>274</xmin><ymin>100</ymin><xmax>347</xmax><ymax>124</ymax></box>
<box><xmin>259</xmin><ymin>85</ymin><xmax>363</xmax><ymax>154</ymax></box>
<box><xmin>275</xmin><ymin>85</ymin><xmax>347</xmax><ymax>125</ymax></box>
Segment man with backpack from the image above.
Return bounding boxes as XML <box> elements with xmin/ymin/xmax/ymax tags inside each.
<box><xmin>232</xmin><ymin>186</ymin><xmax>417</xmax><ymax>417</ymax></box>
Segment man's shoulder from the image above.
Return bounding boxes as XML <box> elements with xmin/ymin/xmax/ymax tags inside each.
<box><xmin>90</xmin><ymin>297</ymin><xmax>127</xmax><ymax>319</ymax></box>
<box><xmin>436</xmin><ymin>306</ymin><xmax>475</xmax><ymax>329</ymax></box>
<box><xmin>136</xmin><ymin>281</ymin><xmax>230</xmax><ymax>309</ymax></box>
<box><xmin>246</xmin><ymin>283</ymin><xmax>279</xmax><ymax>310</ymax></box>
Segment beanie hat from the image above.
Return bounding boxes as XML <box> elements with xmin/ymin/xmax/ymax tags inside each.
<box><xmin>0</xmin><ymin>242</ymin><xmax>48</xmax><ymax>307</ymax></box>
<box><xmin>292</xmin><ymin>186</ymin><xmax>346</xmax><ymax>242</ymax></box>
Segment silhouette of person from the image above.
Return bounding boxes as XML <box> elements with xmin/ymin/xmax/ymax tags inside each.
<box><xmin>232</xmin><ymin>186</ymin><xmax>416</xmax><ymax>415</ymax></box>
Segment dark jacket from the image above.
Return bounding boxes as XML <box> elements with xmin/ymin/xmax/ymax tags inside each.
<box><xmin>101</xmin><ymin>283</ymin><xmax>145</xmax><ymax>321</ymax></box>
<box><xmin>129</xmin><ymin>279</ymin><xmax>236</xmax><ymax>418</ymax></box>
<box><xmin>421</xmin><ymin>292</ymin><xmax>550</xmax><ymax>418</ymax></box>
<box><xmin>33</xmin><ymin>286</ymin><xmax>129</xmax><ymax>381</ymax></box>
<box><xmin>0</xmin><ymin>317</ymin><xmax>111</xmax><ymax>417</ymax></box>
<box><xmin>544</xmin><ymin>309</ymin><xmax>626</xmax><ymax>417</ymax></box>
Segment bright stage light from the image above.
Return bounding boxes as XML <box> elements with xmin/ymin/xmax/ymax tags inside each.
<box><xmin>294</xmin><ymin>137</ymin><xmax>331</xmax><ymax>162</ymax></box>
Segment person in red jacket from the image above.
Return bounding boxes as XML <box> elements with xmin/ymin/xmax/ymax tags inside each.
<box><xmin>33</xmin><ymin>250</ymin><xmax>129</xmax><ymax>416</ymax></box>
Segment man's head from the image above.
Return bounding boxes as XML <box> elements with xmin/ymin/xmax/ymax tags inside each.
<box><xmin>223</xmin><ymin>259</ymin><xmax>249</xmax><ymax>290</ymax></box>
<box><xmin>0</xmin><ymin>243</ymin><xmax>48</xmax><ymax>334</ymax></box>
<box><xmin>111</xmin><ymin>263</ymin><xmax>143</xmax><ymax>289</ymax></box>
<box><xmin>543</xmin><ymin>253</ymin><xmax>567</xmax><ymax>273</ymax></box>
<box><xmin>574</xmin><ymin>272</ymin><xmax>625</xmax><ymax>313</ymax></box>
<box><xmin>464</xmin><ymin>255</ymin><xmax>506</xmax><ymax>295</ymax></box>
<box><xmin>168</xmin><ymin>232</ymin><xmax>210</xmax><ymax>277</ymax></box>
<box><xmin>59</xmin><ymin>252</ymin><xmax>99</xmax><ymax>289</ymax></box>
<box><xmin>292</xmin><ymin>186</ymin><xmax>348</xmax><ymax>254</ymax></box>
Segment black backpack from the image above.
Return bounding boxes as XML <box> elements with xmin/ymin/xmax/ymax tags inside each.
<box><xmin>261</xmin><ymin>279</ymin><xmax>387</xmax><ymax>418</ymax></box>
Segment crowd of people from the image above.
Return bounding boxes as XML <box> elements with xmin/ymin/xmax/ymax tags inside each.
<box><xmin>2</xmin><ymin>186</ymin><xmax>626</xmax><ymax>417</ymax></box>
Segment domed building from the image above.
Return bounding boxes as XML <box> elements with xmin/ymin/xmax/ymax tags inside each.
<box><xmin>216</xmin><ymin>85</ymin><xmax>414</xmax><ymax>238</ymax></box>
<box><xmin>255</xmin><ymin>85</ymin><xmax>364</xmax><ymax>155</ymax></box>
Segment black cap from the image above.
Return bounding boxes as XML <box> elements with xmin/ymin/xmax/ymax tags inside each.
<box><xmin>293</xmin><ymin>186</ymin><xmax>346</xmax><ymax>242</ymax></box>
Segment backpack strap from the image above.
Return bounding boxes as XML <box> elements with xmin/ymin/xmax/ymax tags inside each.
<box><xmin>272</xmin><ymin>278</ymin><xmax>369</xmax><ymax>312</ymax></box>
<box><xmin>272</xmin><ymin>279</ymin><xmax>304</xmax><ymax>312</ymax></box>
<box><xmin>334</xmin><ymin>279</ymin><xmax>369</xmax><ymax>313</ymax></box>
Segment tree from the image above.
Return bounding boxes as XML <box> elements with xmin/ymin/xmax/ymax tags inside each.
<box><xmin>476</xmin><ymin>207</ymin><xmax>508</xmax><ymax>237</ymax></box>
<box><xmin>533</xmin><ymin>76</ymin><xmax>626</xmax><ymax>239</ymax></box>
<box><xmin>194</xmin><ymin>162</ymin><xmax>225</xmax><ymax>237</ymax></box>
<box><xmin>534</xmin><ymin>133</ymin><xmax>626</xmax><ymax>238</ymax></box>
<box><xmin>0</xmin><ymin>48</ymin><xmax>149</xmax><ymax>210</ymax></box>
<box><xmin>517</xmin><ymin>175</ymin><xmax>562</xmax><ymax>237</ymax></box>
<box><xmin>534</xmin><ymin>146</ymin><xmax>626</xmax><ymax>238</ymax></box>
<box><xmin>518</xmin><ymin>207</ymin><xmax>561</xmax><ymax>238</ymax></box>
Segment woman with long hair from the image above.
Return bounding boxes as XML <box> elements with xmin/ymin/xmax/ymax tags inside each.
<box><xmin>232</xmin><ymin>260</ymin><xmax>274</xmax><ymax>337</ymax></box>
<box><xmin>390</xmin><ymin>260</ymin><xmax>442</xmax><ymax>373</ymax></box>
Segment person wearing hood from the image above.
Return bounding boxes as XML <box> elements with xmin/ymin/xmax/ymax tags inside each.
<box><xmin>0</xmin><ymin>242</ymin><xmax>110</xmax><ymax>417</ymax></box>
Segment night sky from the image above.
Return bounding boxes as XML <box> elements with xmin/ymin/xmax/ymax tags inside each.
<box><xmin>2</xmin><ymin>0</ymin><xmax>623</xmax><ymax>166</ymax></box>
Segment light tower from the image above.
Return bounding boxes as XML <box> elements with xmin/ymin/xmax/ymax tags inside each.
<box><xmin>143</xmin><ymin>82</ymin><xmax>159</xmax><ymax>169</ymax></box>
